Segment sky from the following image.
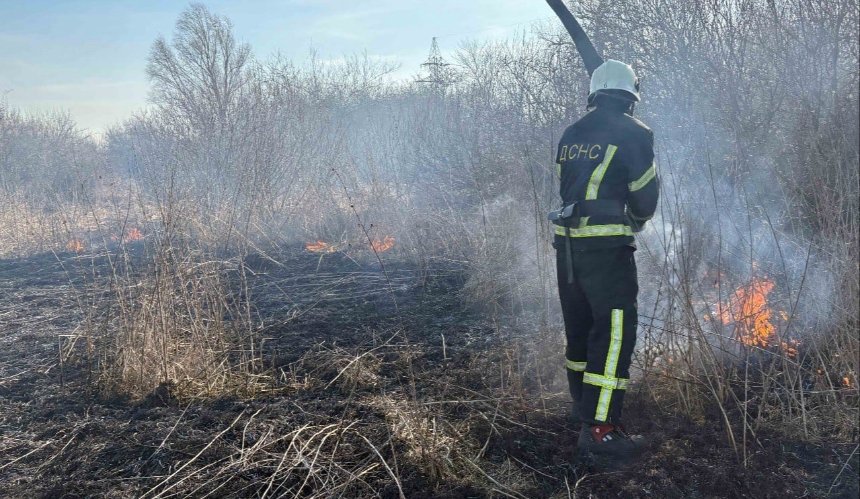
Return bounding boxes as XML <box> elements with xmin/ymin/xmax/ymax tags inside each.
<box><xmin>0</xmin><ymin>0</ymin><xmax>554</xmax><ymax>135</ymax></box>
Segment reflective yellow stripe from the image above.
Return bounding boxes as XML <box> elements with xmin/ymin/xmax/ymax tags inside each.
<box><xmin>629</xmin><ymin>162</ymin><xmax>656</xmax><ymax>192</ymax></box>
<box><xmin>585</xmin><ymin>144</ymin><xmax>618</xmax><ymax>200</ymax></box>
<box><xmin>556</xmin><ymin>162</ymin><xmax>562</xmax><ymax>177</ymax></box>
<box><xmin>596</xmin><ymin>383</ymin><xmax>613</xmax><ymax>421</ymax></box>
<box><xmin>591</xmin><ymin>309</ymin><xmax>625</xmax><ymax>422</ymax></box>
<box><xmin>583</xmin><ymin>372</ymin><xmax>629</xmax><ymax>390</ymax></box>
<box><xmin>554</xmin><ymin>224</ymin><xmax>634</xmax><ymax>238</ymax></box>
<box><xmin>605</xmin><ymin>309</ymin><xmax>624</xmax><ymax>377</ymax></box>
<box><xmin>566</xmin><ymin>360</ymin><xmax>587</xmax><ymax>372</ymax></box>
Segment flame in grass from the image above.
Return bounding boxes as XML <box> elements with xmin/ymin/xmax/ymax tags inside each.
<box><xmin>110</xmin><ymin>227</ymin><xmax>144</xmax><ymax>243</ymax></box>
<box><xmin>66</xmin><ymin>239</ymin><xmax>85</xmax><ymax>253</ymax></box>
<box><xmin>305</xmin><ymin>237</ymin><xmax>395</xmax><ymax>254</ymax></box>
<box><xmin>720</xmin><ymin>278</ymin><xmax>776</xmax><ymax>348</ymax></box>
<box><xmin>780</xmin><ymin>339</ymin><xmax>800</xmax><ymax>359</ymax></box>
<box><xmin>370</xmin><ymin>235</ymin><xmax>395</xmax><ymax>253</ymax></box>
<box><xmin>125</xmin><ymin>227</ymin><xmax>143</xmax><ymax>242</ymax></box>
<box><xmin>719</xmin><ymin>277</ymin><xmax>799</xmax><ymax>357</ymax></box>
<box><xmin>305</xmin><ymin>240</ymin><xmax>337</xmax><ymax>253</ymax></box>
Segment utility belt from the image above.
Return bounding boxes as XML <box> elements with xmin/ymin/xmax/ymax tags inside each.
<box><xmin>547</xmin><ymin>199</ymin><xmax>626</xmax><ymax>227</ymax></box>
<box><xmin>548</xmin><ymin>199</ymin><xmax>627</xmax><ymax>285</ymax></box>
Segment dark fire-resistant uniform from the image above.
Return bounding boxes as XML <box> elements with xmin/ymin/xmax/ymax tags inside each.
<box><xmin>553</xmin><ymin>105</ymin><xmax>658</xmax><ymax>424</ymax></box>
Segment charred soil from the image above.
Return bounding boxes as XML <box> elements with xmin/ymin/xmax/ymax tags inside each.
<box><xmin>0</xmin><ymin>249</ymin><xmax>856</xmax><ymax>498</ymax></box>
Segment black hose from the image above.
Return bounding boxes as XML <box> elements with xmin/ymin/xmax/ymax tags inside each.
<box><xmin>544</xmin><ymin>0</ymin><xmax>604</xmax><ymax>75</ymax></box>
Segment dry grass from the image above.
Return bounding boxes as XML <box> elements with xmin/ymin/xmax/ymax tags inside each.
<box><xmin>0</xmin><ymin>2</ymin><xmax>856</xmax><ymax>494</ymax></box>
<box><xmin>100</xmin><ymin>248</ymin><xmax>265</xmax><ymax>400</ymax></box>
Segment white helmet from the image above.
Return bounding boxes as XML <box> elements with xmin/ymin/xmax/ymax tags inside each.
<box><xmin>589</xmin><ymin>59</ymin><xmax>640</xmax><ymax>102</ymax></box>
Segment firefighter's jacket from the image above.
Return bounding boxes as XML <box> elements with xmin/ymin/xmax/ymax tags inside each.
<box><xmin>554</xmin><ymin>106</ymin><xmax>659</xmax><ymax>249</ymax></box>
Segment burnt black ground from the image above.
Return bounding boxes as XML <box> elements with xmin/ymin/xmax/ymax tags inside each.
<box><xmin>0</xmin><ymin>248</ymin><xmax>857</xmax><ymax>498</ymax></box>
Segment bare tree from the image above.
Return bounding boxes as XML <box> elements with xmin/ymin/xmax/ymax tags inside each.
<box><xmin>147</xmin><ymin>3</ymin><xmax>251</xmax><ymax>132</ymax></box>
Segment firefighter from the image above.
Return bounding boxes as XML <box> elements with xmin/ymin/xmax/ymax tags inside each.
<box><xmin>549</xmin><ymin>59</ymin><xmax>659</xmax><ymax>468</ymax></box>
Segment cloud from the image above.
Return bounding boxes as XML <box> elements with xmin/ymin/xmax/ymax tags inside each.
<box><xmin>298</xmin><ymin>3</ymin><xmax>409</xmax><ymax>42</ymax></box>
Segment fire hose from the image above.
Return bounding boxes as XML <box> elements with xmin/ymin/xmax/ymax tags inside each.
<box><xmin>544</xmin><ymin>1</ymin><xmax>607</xmax><ymax>283</ymax></box>
<box><xmin>543</xmin><ymin>0</ymin><xmax>603</xmax><ymax>75</ymax></box>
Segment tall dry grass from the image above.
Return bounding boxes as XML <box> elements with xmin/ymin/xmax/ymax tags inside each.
<box><xmin>0</xmin><ymin>2</ymin><xmax>856</xmax><ymax>495</ymax></box>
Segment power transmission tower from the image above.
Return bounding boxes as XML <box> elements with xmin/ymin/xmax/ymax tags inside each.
<box><xmin>418</xmin><ymin>37</ymin><xmax>455</xmax><ymax>92</ymax></box>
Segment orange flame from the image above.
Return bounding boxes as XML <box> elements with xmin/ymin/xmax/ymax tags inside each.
<box><xmin>113</xmin><ymin>227</ymin><xmax>145</xmax><ymax>243</ymax></box>
<box><xmin>716</xmin><ymin>276</ymin><xmax>802</xmax><ymax>357</ymax></box>
<box><xmin>720</xmin><ymin>278</ymin><xmax>782</xmax><ymax>349</ymax></box>
<box><xmin>780</xmin><ymin>339</ymin><xmax>800</xmax><ymax>359</ymax></box>
<box><xmin>66</xmin><ymin>239</ymin><xmax>85</xmax><ymax>253</ymax></box>
<box><xmin>306</xmin><ymin>240</ymin><xmax>337</xmax><ymax>253</ymax></box>
<box><xmin>370</xmin><ymin>236</ymin><xmax>395</xmax><ymax>253</ymax></box>
<box><xmin>125</xmin><ymin>227</ymin><xmax>143</xmax><ymax>242</ymax></box>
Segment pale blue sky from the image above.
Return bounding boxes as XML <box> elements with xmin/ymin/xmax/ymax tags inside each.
<box><xmin>0</xmin><ymin>0</ymin><xmax>553</xmax><ymax>134</ymax></box>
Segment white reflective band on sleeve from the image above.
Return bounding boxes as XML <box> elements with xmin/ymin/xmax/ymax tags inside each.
<box><xmin>586</xmin><ymin>144</ymin><xmax>618</xmax><ymax>200</ymax></box>
<box><xmin>554</xmin><ymin>224</ymin><xmax>634</xmax><ymax>238</ymax></box>
<box><xmin>566</xmin><ymin>360</ymin><xmax>587</xmax><ymax>372</ymax></box>
<box><xmin>629</xmin><ymin>162</ymin><xmax>656</xmax><ymax>192</ymax></box>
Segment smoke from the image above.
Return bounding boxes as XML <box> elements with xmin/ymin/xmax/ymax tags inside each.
<box><xmin>636</xmin><ymin>131</ymin><xmax>838</xmax><ymax>335</ymax></box>
<box><xmin>436</xmin><ymin>0</ymin><xmax>858</xmax><ymax>344</ymax></box>
<box><xmin>4</xmin><ymin>2</ymin><xmax>854</xmax><ymax>343</ymax></box>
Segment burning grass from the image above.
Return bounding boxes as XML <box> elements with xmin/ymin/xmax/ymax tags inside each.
<box><xmin>634</xmin><ymin>254</ymin><xmax>859</xmax><ymax>467</ymax></box>
<box><xmin>370</xmin><ymin>235</ymin><xmax>396</xmax><ymax>253</ymax></box>
<box><xmin>706</xmin><ymin>275</ymin><xmax>803</xmax><ymax>360</ymax></box>
<box><xmin>305</xmin><ymin>240</ymin><xmax>337</xmax><ymax>253</ymax></box>
<box><xmin>0</xmin><ymin>183</ymin><xmax>854</xmax><ymax>497</ymax></box>
<box><xmin>305</xmin><ymin>235</ymin><xmax>396</xmax><ymax>255</ymax></box>
<box><xmin>719</xmin><ymin>277</ymin><xmax>778</xmax><ymax>348</ymax></box>
<box><xmin>1</xmin><ymin>4</ymin><xmax>857</xmax><ymax>493</ymax></box>
<box><xmin>0</xmin><ymin>187</ymin><xmax>154</xmax><ymax>259</ymax></box>
<box><xmin>0</xmin><ymin>247</ymin><xmax>857</xmax><ymax>497</ymax></box>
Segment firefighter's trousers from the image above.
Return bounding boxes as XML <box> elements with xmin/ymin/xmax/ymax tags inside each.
<box><xmin>556</xmin><ymin>242</ymin><xmax>638</xmax><ymax>424</ymax></box>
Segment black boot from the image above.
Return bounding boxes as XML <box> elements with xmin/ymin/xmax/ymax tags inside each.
<box><xmin>577</xmin><ymin>423</ymin><xmax>644</xmax><ymax>470</ymax></box>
